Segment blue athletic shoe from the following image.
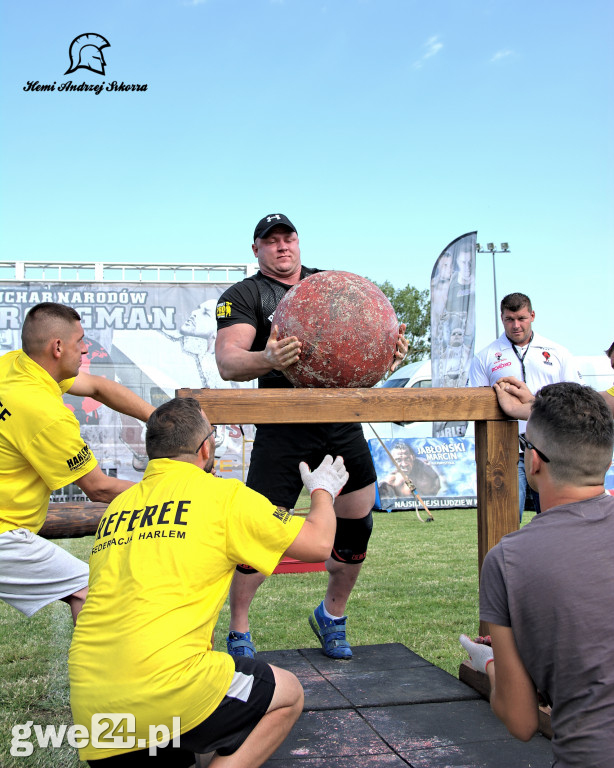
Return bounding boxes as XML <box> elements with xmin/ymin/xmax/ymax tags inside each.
<box><xmin>308</xmin><ymin>601</ymin><xmax>352</xmax><ymax>659</ymax></box>
<box><xmin>226</xmin><ymin>631</ymin><xmax>256</xmax><ymax>658</ymax></box>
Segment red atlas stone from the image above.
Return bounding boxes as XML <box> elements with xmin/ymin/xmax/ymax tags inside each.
<box><xmin>271</xmin><ymin>270</ymin><xmax>399</xmax><ymax>388</ymax></box>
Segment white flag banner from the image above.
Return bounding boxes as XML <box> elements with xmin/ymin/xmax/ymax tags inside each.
<box><xmin>430</xmin><ymin>232</ymin><xmax>477</xmax><ymax>437</ymax></box>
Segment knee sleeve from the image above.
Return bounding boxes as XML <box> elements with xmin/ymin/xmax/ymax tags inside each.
<box><xmin>236</xmin><ymin>564</ymin><xmax>258</xmax><ymax>575</ymax></box>
<box><xmin>331</xmin><ymin>512</ymin><xmax>373</xmax><ymax>564</ymax></box>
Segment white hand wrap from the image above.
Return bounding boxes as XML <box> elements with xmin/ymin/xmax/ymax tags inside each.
<box><xmin>460</xmin><ymin>634</ymin><xmax>494</xmax><ymax>674</ymax></box>
<box><xmin>299</xmin><ymin>455</ymin><xmax>349</xmax><ymax>500</ymax></box>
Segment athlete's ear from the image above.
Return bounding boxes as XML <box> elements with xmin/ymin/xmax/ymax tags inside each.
<box><xmin>51</xmin><ymin>338</ymin><xmax>63</xmax><ymax>359</ymax></box>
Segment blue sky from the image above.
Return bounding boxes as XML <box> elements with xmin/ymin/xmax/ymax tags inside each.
<box><xmin>1</xmin><ymin>0</ymin><xmax>612</xmax><ymax>357</ymax></box>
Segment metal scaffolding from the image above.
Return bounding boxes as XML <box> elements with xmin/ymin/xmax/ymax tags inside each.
<box><xmin>0</xmin><ymin>261</ymin><xmax>257</xmax><ymax>284</ymax></box>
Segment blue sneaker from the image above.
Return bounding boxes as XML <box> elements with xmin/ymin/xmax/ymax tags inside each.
<box><xmin>226</xmin><ymin>631</ymin><xmax>256</xmax><ymax>658</ymax></box>
<box><xmin>308</xmin><ymin>601</ymin><xmax>352</xmax><ymax>659</ymax></box>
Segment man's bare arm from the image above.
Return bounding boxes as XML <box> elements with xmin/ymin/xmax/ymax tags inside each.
<box><xmin>284</xmin><ymin>489</ymin><xmax>337</xmax><ymax>562</ymax></box>
<box><xmin>215</xmin><ymin>323</ymin><xmax>301</xmax><ymax>382</ymax></box>
<box><xmin>487</xmin><ymin>624</ymin><xmax>539</xmax><ymax>741</ymax></box>
<box><xmin>496</xmin><ymin>375</ymin><xmax>614</xmax><ymax>419</ymax></box>
<box><xmin>68</xmin><ymin>373</ymin><xmax>154</xmax><ymax>422</ymax></box>
<box><xmin>74</xmin><ymin>464</ymin><xmax>134</xmax><ymax>503</ymax></box>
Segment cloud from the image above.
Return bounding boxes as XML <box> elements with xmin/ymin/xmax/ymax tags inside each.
<box><xmin>491</xmin><ymin>49</ymin><xmax>513</xmax><ymax>62</ymax></box>
<box><xmin>424</xmin><ymin>36</ymin><xmax>443</xmax><ymax>59</ymax></box>
<box><xmin>413</xmin><ymin>36</ymin><xmax>443</xmax><ymax>69</ymax></box>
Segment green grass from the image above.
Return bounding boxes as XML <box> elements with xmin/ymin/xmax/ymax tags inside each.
<box><xmin>214</xmin><ymin>506</ymin><xmax>482</xmax><ymax>672</ymax></box>
<box><xmin>0</xmin><ymin>507</ymin><xmax>527</xmax><ymax>767</ymax></box>
<box><xmin>0</xmin><ymin>539</ymin><xmax>88</xmax><ymax>767</ymax></box>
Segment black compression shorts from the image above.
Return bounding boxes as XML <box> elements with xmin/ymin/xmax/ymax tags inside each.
<box><xmin>246</xmin><ymin>422</ymin><xmax>376</xmax><ymax>509</ymax></box>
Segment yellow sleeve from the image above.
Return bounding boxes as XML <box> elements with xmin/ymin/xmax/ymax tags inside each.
<box><xmin>26</xmin><ymin>410</ymin><xmax>98</xmax><ymax>490</ymax></box>
<box><xmin>225</xmin><ymin>482</ymin><xmax>304</xmax><ymax>576</ymax></box>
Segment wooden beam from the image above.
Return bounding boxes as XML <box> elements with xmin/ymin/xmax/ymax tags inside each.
<box><xmin>39</xmin><ymin>503</ymin><xmax>106</xmax><ymax>539</ymax></box>
<box><xmin>177</xmin><ymin>386</ymin><xmax>506</xmax><ymax>424</ymax></box>
<box><xmin>39</xmin><ymin>388</ymin><xmax>520</xmax><ymax>598</ymax></box>
<box><xmin>176</xmin><ymin>387</ymin><xmax>519</xmax><ymax>580</ymax></box>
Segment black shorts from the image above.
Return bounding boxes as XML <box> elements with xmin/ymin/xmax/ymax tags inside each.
<box><xmin>247</xmin><ymin>422</ymin><xmax>377</xmax><ymax>509</ymax></box>
<box><xmin>87</xmin><ymin>657</ymin><xmax>275</xmax><ymax>767</ymax></box>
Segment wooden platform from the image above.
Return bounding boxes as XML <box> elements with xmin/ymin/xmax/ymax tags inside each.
<box><xmin>259</xmin><ymin>644</ymin><xmax>553</xmax><ymax>767</ymax></box>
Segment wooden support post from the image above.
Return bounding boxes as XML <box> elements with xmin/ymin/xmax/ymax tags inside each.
<box><xmin>475</xmin><ymin>419</ymin><xmax>519</xmax><ymax>635</ymax></box>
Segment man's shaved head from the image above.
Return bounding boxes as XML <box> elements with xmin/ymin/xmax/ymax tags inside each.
<box><xmin>22</xmin><ymin>303</ymin><xmax>81</xmax><ymax>356</ymax></box>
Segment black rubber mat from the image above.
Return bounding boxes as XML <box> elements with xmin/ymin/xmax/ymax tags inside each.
<box><xmin>260</xmin><ymin>644</ymin><xmax>553</xmax><ymax>768</ymax></box>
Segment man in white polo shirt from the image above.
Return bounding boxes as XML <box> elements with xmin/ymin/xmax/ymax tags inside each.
<box><xmin>468</xmin><ymin>292</ymin><xmax>580</xmax><ymax>519</ymax></box>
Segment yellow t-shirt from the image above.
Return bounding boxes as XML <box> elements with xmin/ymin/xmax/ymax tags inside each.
<box><xmin>608</xmin><ymin>386</ymin><xmax>614</xmax><ymax>397</ymax></box>
<box><xmin>0</xmin><ymin>350</ymin><xmax>98</xmax><ymax>534</ymax></box>
<box><xmin>69</xmin><ymin>459</ymin><xmax>304</xmax><ymax>760</ymax></box>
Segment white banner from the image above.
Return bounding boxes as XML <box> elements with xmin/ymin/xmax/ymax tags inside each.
<box><xmin>0</xmin><ymin>283</ymin><xmax>255</xmax><ymax>496</ymax></box>
<box><xmin>430</xmin><ymin>232</ymin><xmax>477</xmax><ymax>437</ymax></box>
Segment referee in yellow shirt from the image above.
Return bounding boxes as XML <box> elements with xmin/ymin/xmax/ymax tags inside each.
<box><xmin>0</xmin><ymin>302</ymin><xmax>154</xmax><ymax>623</ymax></box>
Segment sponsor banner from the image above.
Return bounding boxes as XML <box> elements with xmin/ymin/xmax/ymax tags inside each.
<box><xmin>369</xmin><ymin>436</ymin><xmax>614</xmax><ymax>503</ymax></box>
<box><xmin>430</xmin><ymin>232</ymin><xmax>477</xmax><ymax>437</ymax></box>
<box><xmin>0</xmin><ymin>283</ymin><xmax>255</xmax><ymax>497</ymax></box>
<box><xmin>368</xmin><ymin>437</ymin><xmax>477</xmax><ymax>511</ymax></box>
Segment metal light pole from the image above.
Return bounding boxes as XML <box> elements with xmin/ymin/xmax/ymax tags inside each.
<box><xmin>476</xmin><ymin>242</ymin><xmax>510</xmax><ymax>338</ymax></box>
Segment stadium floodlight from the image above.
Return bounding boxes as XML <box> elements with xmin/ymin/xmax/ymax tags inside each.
<box><xmin>477</xmin><ymin>240</ymin><xmax>511</xmax><ymax>338</ymax></box>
